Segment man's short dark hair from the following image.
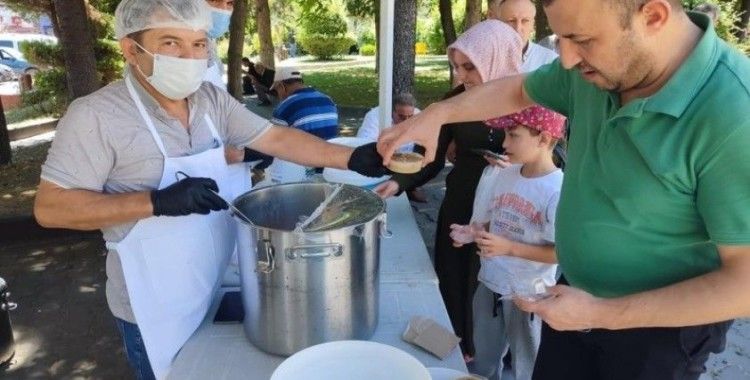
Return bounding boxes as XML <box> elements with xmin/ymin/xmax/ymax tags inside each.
<box><xmin>281</xmin><ymin>78</ymin><xmax>304</xmax><ymax>86</ymax></box>
<box><xmin>393</xmin><ymin>93</ymin><xmax>417</xmax><ymax>108</ymax></box>
<box><xmin>539</xmin><ymin>0</ymin><xmax>683</xmax><ymax>28</ymax></box>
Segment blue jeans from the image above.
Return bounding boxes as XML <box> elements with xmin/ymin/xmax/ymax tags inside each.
<box><xmin>115</xmin><ymin>318</ymin><xmax>156</xmax><ymax>380</ymax></box>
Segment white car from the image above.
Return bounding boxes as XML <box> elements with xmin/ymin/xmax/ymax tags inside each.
<box><xmin>0</xmin><ymin>33</ymin><xmax>57</xmax><ymax>59</ymax></box>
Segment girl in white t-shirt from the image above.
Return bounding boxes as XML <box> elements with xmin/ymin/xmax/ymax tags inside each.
<box><xmin>450</xmin><ymin>105</ymin><xmax>566</xmax><ymax>380</ymax></box>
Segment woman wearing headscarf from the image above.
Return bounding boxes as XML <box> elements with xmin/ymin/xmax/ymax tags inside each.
<box><xmin>375</xmin><ymin>20</ymin><xmax>522</xmax><ymax>361</ymax></box>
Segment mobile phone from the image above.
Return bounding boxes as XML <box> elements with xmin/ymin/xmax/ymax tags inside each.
<box><xmin>470</xmin><ymin>148</ymin><xmax>506</xmax><ymax>160</ymax></box>
<box><xmin>213</xmin><ymin>291</ymin><xmax>244</xmax><ymax>324</ymax></box>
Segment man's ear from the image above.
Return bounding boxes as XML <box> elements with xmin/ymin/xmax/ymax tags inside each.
<box><xmin>120</xmin><ymin>38</ymin><xmax>140</xmax><ymax>66</ymax></box>
<box><xmin>639</xmin><ymin>0</ymin><xmax>672</xmax><ymax>35</ymax></box>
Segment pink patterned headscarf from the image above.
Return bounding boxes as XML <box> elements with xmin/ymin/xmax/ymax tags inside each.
<box><xmin>485</xmin><ymin>105</ymin><xmax>567</xmax><ymax>139</ymax></box>
<box><xmin>447</xmin><ymin>20</ymin><xmax>523</xmax><ymax>83</ymax></box>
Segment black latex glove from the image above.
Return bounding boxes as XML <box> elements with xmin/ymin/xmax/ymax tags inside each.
<box><xmin>151</xmin><ymin>178</ymin><xmax>228</xmax><ymax>216</ymax></box>
<box><xmin>347</xmin><ymin>142</ymin><xmax>391</xmax><ymax>178</ymax></box>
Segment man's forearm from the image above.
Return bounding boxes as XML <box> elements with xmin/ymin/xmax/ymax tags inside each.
<box><xmin>438</xmin><ymin>74</ymin><xmax>534</xmax><ymax>124</ymax></box>
<box><xmin>250</xmin><ymin>126</ymin><xmax>352</xmax><ymax>169</ymax></box>
<box><xmin>597</xmin><ymin>245</ymin><xmax>750</xmax><ymax>329</ymax></box>
<box><xmin>34</xmin><ymin>180</ymin><xmax>153</xmax><ymax>230</ymax></box>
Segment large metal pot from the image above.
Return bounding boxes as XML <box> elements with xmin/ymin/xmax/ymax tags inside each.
<box><xmin>233</xmin><ymin>183</ymin><xmax>386</xmax><ymax>356</ymax></box>
<box><xmin>0</xmin><ymin>277</ymin><xmax>17</xmax><ymax>366</ymax></box>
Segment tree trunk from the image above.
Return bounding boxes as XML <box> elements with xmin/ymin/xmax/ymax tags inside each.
<box><xmin>228</xmin><ymin>0</ymin><xmax>249</xmax><ymax>100</ymax></box>
<box><xmin>439</xmin><ymin>0</ymin><xmax>457</xmax><ymax>47</ymax></box>
<box><xmin>393</xmin><ymin>0</ymin><xmax>417</xmax><ymax>98</ymax></box>
<box><xmin>465</xmin><ymin>0</ymin><xmax>482</xmax><ymax>29</ymax></box>
<box><xmin>52</xmin><ymin>0</ymin><xmax>100</xmax><ymax>100</ymax></box>
<box><xmin>737</xmin><ymin>0</ymin><xmax>750</xmax><ymax>42</ymax></box>
<box><xmin>535</xmin><ymin>1</ymin><xmax>552</xmax><ymax>41</ymax></box>
<box><xmin>255</xmin><ymin>0</ymin><xmax>275</xmax><ymax>69</ymax></box>
<box><xmin>0</xmin><ymin>97</ymin><xmax>9</xmax><ymax>165</ymax></box>
<box><xmin>439</xmin><ymin>0</ymin><xmax>456</xmax><ymax>86</ymax></box>
<box><xmin>49</xmin><ymin>5</ymin><xmax>62</xmax><ymax>38</ymax></box>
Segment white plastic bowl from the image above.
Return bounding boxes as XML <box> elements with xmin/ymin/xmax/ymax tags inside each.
<box><xmin>270</xmin><ymin>340</ymin><xmax>430</xmax><ymax>380</ymax></box>
<box><xmin>324</xmin><ymin>137</ymin><xmax>390</xmax><ymax>188</ymax></box>
<box><xmin>427</xmin><ymin>366</ymin><xmax>475</xmax><ymax>380</ymax></box>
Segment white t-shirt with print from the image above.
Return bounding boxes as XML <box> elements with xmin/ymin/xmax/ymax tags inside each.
<box><xmin>472</xmin><ymin>164</ymin><xmax>563</xmax><ymax>296</ymax></box>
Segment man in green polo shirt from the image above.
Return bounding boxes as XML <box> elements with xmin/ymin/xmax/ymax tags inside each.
<box><xmin>377</xmin><ymin>0</ymin><xmax>750</xmax><ymax>378</ymax></box>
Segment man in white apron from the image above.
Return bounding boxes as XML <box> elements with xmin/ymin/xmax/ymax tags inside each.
<box><xmin>33</xmin><ymin>1</ymin><xmax>387</xmax><ymax>379</ymax></box>
<box><xmin>203</xmin><ymin>0</ymin><xmax>233</xmax><ymax>89</ymax></box>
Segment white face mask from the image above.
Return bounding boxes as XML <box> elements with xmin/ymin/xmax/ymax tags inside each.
<box><xmin>133</xmin><ymin>41</ymin><xmax>208</xmax><ymax>100</ymax></box>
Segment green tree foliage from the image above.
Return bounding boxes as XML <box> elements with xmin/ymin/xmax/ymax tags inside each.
<box><xmin>298</xmin><ymin>10</ymin><xmax>354</xmax><ymax>59</ymax></box>
<box><xmin>303</xmin><ymin>10</ymin><xmax>349</xmax><ymax>36</ymax></box>
<box><xmin>686</xmin><ymin>0</ymin><xmax>750</xmax><ymax>53</ymax></box>
<box><xmin>345</xmin><ymin>0</ymin><xmax>376</xmax><ymax>19</ymax></box>
<box><xmin>11</xmin><ymin>0</ymin><xmax>124</xmax><ymax>115</ymax></box>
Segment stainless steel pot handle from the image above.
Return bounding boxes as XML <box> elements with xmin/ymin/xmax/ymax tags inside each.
<box><xmin>286</xmin><ymin>243</ymin><xmax>344</xmax><ymax>260</ymax></box>
<box><xmin>379</xmin><ymin>214</ymin><xmax>393</xmax><ymax>239</ymax></box>
<box><xmin>256</xmin><ymin>239</ymin><xmax>276</xmax><ymax>274</ymax></box>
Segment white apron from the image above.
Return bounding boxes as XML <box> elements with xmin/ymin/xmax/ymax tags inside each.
<box><xmin>106</xmin><ymin>78</ymin><xmax>250</xmax><ymax>379</ymax></box>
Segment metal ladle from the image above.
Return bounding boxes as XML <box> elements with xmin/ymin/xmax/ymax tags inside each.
<box><xmin>210</xmin><ymin>189</ymin><xmax>254</xmax><ymax>225</ymax></box>
<box><xmin>172</xmin><ymin>171</ymin><xmax>255</xmax><ymax>225</ymax></box>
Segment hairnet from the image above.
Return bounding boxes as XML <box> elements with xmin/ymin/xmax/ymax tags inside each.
<box><xmin>115</xmin><ymin>0</ymin><xmax>212</xmax><ymax>40</ymax></box>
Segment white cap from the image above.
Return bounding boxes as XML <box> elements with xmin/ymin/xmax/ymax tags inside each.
<box><xmin>115</xmin><ymin>0</ymin><xmax>212</xmax><ymax>40</ymax></box>
<box><xmin>271</xmin><ymin>66</ymin><xmax>303</xmax><ymax>88</ymax></box>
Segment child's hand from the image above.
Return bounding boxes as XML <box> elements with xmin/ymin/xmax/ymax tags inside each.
<box><xmin>474</xmin><ymin>230</ymin><xmax>513</xmax><ymax>257</ymax></box>
<box><xmin>374</xmin><ymin>180</ymin><xmax>400</xmax><ymax>199</ymax></box>
<box><xmin>449</xmin><ymin>224</ymin><xmax>473</xmax><ymax>247</ymax></box>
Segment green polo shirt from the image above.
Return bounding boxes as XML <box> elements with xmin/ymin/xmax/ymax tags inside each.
<box><xmin>523</xmin><ymin>12</ymin><xmax>750</xmax><ymax>298</ymax></box>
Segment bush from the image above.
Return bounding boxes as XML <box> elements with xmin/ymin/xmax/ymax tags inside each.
<box><xmin>360</xmin><ymin>43</ymin><xmax>376</xmax><ymax>56</ymax></box>
<box><xmin>707</xmin><ymin>1</ymin><xmax>750</xmax><ymax>55</ymax></box>
<box><xmin>94</xmin><ymin>39</ymin><xmax>124</xmax><ymax>84</ymax></box>
<box><xmin>21</xmin><ymin>68</ymin><xmax>68</xmax><ymax>116</ymax></box>
<box><xmin>359</xmin><ymin>29</ymin><xmax>376</xmax><ymax>46</ymax></box>
<box><xmin>299</xmin><ymin>35</ymin><xmax>355</xmax><ymax>60</ymax></box>
<box><xmin>19</xmin><ymin>41</ymin><xmax>62</xmax><ymax>68</ymax></box>
<box><xmin>299</xmin><ymin>9</ymin><xmax>353</xmax><ymax>60</ymax></box>
<box><xmin>20</xmin><ymin>32</ymin><xmax>123</xmax><ymax>114</ymax></box>
<box><xmin>20</xmin><ymin>39</ymin><xmax>123</xmax><ymax>104</ymax></box>
<box><xmin>415</xmin><ymin>42</ymin><xmax>428</xmax><ymax>55</ymax></box>
<box><xmin>302</xmin><ymin>12</ymin><xmax>348</xmax><ymax>37</ymax></box>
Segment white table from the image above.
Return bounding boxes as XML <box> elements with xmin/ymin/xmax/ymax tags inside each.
<box><xmin>170</xmin><ymin>195</ymin><xmax>466</xmax><ymax>379</ymax></box>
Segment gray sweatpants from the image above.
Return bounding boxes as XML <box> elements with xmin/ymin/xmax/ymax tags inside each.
<box><xmin>472</xmin><ymin>283</ymin><xmax>542</xmax><ymax>380</ymax></box>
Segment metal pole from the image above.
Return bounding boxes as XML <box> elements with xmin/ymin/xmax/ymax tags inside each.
<box><xmin>378</xmin><ymin>0</ymin><xmax>395</xmax><ymax>132</ymax></box>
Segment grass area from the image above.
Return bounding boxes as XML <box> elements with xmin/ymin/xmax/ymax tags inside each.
<box><xmin>5</xmin><ymin>99</ymin><xmax>58</xmax><ymax>125</ymax></box>
<box><xmin>303</xmin><ymin>56</ymin><xmax>451</xmax><ymax>108</ymax></box>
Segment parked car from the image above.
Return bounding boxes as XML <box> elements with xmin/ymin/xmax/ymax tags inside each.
<box><xmin>0</xmin><ymin>33</ymin><xmax>57</xmax><ymax>58</ymax></box>
<box><xmin>0</xmin><ymin>48</ymin><xmax>37</xmax><ymax>75</ymax></box>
